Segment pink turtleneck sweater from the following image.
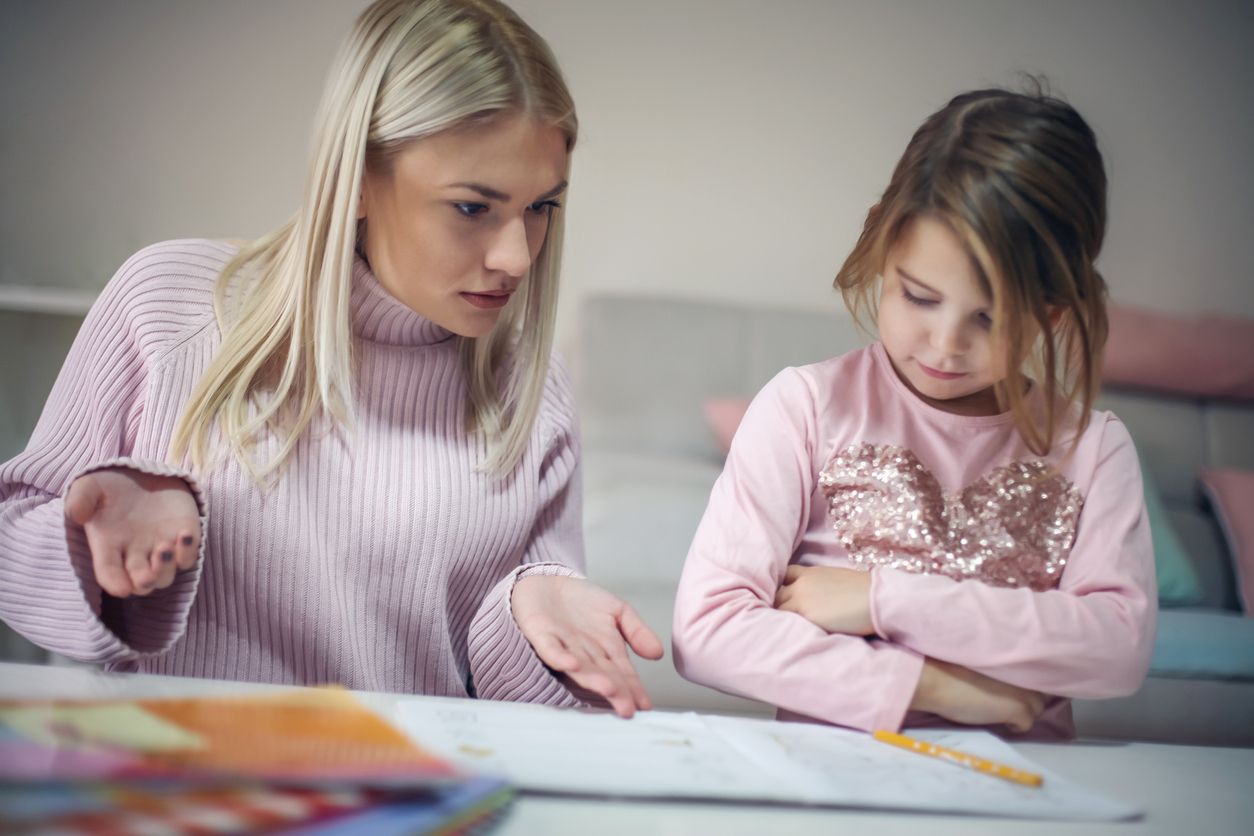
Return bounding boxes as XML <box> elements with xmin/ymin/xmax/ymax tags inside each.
<box><xmin>0</xmin><ymin>239</ymin><xmax>588</xmax><ymax>707</ymax></box>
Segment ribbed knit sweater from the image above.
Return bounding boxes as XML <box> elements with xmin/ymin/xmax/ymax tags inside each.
<box><xmin>0</xmin><ymin>239</ymin><xmax>588</xmax><ymax>707</ymax></box>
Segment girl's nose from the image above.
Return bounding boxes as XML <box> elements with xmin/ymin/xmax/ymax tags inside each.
<box><xmin>931</xmin><ymin>320</ymin><xmax>969</xmax><ymax>355</ymax></box>
<box><xmin>484</xmin><ymin>217</ymin><xmax>533</xmax><ymax>278</ymax></box>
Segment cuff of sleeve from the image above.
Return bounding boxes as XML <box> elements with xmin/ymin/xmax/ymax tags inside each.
<box><xmin>861</xmin><ymin>640</ymin><xmax>926</xmax><ymax>732</ymax></box>
<box><xmin>868</xmin><ymin>567</ymin><xmax>891</xmax><ymax>640</ymax></box>
<box><xmin>869</xmin><ymin>567</ymin><xmax>924</xmax><ymax>642</ymax></box>
<box><xmin>68</xmin><ymin>457</ymin><xmax>208</xmax><ymax>658</ymax></box>
<box><xmin>467</xmin><ymin>562</ymin><xmax>587</xmax><ymax>706</ymax></box>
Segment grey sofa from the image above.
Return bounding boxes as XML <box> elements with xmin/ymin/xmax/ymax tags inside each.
<box><xmin>576</xmin><ymin>293</ymin><xmax>1254</xmax><ymax>744</ymax></box>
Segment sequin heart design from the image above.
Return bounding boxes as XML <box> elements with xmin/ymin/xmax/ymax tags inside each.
<box><xmin>818</xmin><ymin>443</ymin><xmax>1082</xmax><ymax>590</ymax></box>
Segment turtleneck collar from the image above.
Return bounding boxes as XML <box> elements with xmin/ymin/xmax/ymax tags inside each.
<box><xmin>350</xmin><ymin>254</ymin><xmax>456</xmax><ymax>347</ymax></box>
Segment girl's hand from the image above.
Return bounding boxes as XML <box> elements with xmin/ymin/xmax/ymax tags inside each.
<box><xmin>911</xmin><ymin>659</ymin><xmax>1048</xmax><ymax>733</ymax></box>
<box><xmin>64</xmin><ymin>467</ymin><xmax>201</xmax><ymax>599</ymax></box>
<box><xmin>511</xmin><ymin>576</ymin><xmax>664</xmax><ymax>718</ymax></box>
<box><xmin>774</xmin><ymin>564</ymin><xmax>875</xmax><ymax>635</ymax></box>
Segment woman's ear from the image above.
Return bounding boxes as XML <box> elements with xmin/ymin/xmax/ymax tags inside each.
<box><xmin>1047</xmin><ymin>305</ymin><xmax>1067</xmax><ymax>328</ymax></box>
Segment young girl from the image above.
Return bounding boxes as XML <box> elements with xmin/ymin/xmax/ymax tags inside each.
<box><xmin>0</xmin><ymin>0</ymin><xmax>661</xmax><ymax>718</ymax></box>
<box><xmin>672</xmin><ymin>87</ymin><xmax>1155</xmax><ymax>738</ymax></box>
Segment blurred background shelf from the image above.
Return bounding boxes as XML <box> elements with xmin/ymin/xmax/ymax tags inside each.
<box><xmin>0</xmin><ymin>285</ymin><xmax>96</xmax><ymax>317</ymax></box>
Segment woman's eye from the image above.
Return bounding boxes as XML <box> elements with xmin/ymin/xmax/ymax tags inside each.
<box><xmin>453</xmin><ymin>202</ymin><xmax>489</xmax><ymax>218</ymax></box>
<box><xmin>901</xmin><ymin>286</ymin><xmax>937</xmax><ymax>307</ymax></box>
<box><xmin>976</xmin><ymin>312</ymin><xmax>994</xmax><ymax>329</ymax></box>
<box><xmin>527</xmin><ymin>199</ymin><xmax>562</xmax><ymax>216</ymax></box>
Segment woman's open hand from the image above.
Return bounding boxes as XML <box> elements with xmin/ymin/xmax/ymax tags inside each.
<box><xmin>511</xmin><ymin>575</ymin><xmax>664</xmax><ymax>718</ymax></box>
<box><xmin>64</xmin><ymin>467</ymin><xmax>201</xmax><ymax>598</ymax></box>
<box><xmin>774</xmin><ymin>564</ymin><xmax>875</xmax><ymax>635</ymax></box>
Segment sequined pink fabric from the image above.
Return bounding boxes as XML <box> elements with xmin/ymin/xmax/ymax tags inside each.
<box><xmin>819</xmin><ymin>443</ymin><xmax>1083</xmax><ymax>591</ymax></box>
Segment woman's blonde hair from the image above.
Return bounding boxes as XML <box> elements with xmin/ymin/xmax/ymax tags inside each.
<box><xmin>836</xmin><ymin>85</ymin><xmax>1108</xmax><ymax>456</ymax></box>
<box><xmin>171</xmin><ymin>0</ymin><xmax>577</xmax><ymax>480</ymax></box>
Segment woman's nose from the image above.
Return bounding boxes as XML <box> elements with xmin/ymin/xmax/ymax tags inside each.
<box><xmin>484</xmin><ymin>217</ymin><xmax>533</xmax><ymax>278</ymax></box>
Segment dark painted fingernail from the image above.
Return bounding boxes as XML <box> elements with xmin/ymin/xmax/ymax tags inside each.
<box><xmin>181</xmin><ymin>535</ymin><xmax>194</xmax><ymax>546</ymax></box>
<box><xmin>160</xmin><ymin>550</ymin><xmax>175</xmax><ymax>563</ymax></box>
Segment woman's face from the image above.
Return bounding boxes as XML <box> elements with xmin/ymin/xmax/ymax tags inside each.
<box><xmin>359</xmin><ymin>114</ymin><xmax>569</xmax><ymax>338</ymax></box>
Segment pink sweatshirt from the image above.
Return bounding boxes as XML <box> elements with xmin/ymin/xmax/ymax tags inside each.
<box><xmin>673</xmin><ymin>344</ymin><xmax>1156</xmax><ymax>738</ymax></box>
<box><xmin>0</xmin><ymin>239</ymin><xmax>589</xmax><ymax>707</ymax></box>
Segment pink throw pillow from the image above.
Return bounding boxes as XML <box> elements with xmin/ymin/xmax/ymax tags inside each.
<box><xmin>703</xmin><ymin>398</ymin><xmax>751</xmax><ymax>454</ymax></box>
<box><xmin>1104</xmin><ymin>306</ymin><xmax>1254</xmax><ymax>401</ymax></box>
<box><xmin>1200</xmin><ymin>468</ymin><xmax>1254</xmax><ymax>615</ymax></box>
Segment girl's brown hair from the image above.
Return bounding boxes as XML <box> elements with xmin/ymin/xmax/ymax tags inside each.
<box><xmin>836</xmin><ymin>85</ymin><xmax>1108</xmax><ymax>456</ymax></box>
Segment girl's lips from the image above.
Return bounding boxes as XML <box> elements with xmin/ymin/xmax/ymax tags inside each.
<box><xmin>460</xmin><ymin>291</ymin><xmax>512</xmax><ymax>310</ymax></box>
<box><xmin>918</xmin><ymin>361</ymin><xmax>966</xmax><ymax>380</ymax></box>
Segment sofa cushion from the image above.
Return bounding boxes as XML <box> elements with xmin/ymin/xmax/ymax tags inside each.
<box><xmin>1150</xmin><ymin>610</ymin><xmax>1254</xmax><ymax>680</ymax></box>
<box><xmin>1104</xmin><ymin>306</ymin><xmax>1254</xmax><ymax>401</ymax></box>
<box><xmin>1200</xmin><ymin>468</ymin><xmax>1254</xmax><ymax>614</ymax></box>
<box><xmin>703</xmin><ymin>397</ymin><xmax>750</xmax><ymax>454</ymax></box>
<box><xmin>583</xmin><ymin>449</ymin><xmax>722</xmax><ymax>588</ymax></box>
<box><xmin>1144</xmin><ymin>459</ymin><xmax>1204</xmax><ymax>606</ymax></box>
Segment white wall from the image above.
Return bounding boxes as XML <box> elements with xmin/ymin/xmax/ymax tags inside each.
<box><xmin>3</xmin><ymin>0</ymin><xmax>1252</xmax><ymax>357</ymax></box>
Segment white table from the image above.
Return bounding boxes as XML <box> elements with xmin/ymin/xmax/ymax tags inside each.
<box><xmin>1</xmin><ymin>662</ymin><xmax>1250</xmax><ymax>835</ymax></box>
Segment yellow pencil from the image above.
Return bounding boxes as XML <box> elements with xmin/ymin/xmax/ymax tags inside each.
<box><xmin>872</xmin><ymin>729</ymin><xmax>1044</xmax><ymax>788</ymax></box>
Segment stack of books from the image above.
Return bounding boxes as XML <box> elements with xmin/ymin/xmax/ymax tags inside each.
<box><xmin>0</xmin><ymin>688</ymin><xmax>512</xmax><ymax>834</ymax></box>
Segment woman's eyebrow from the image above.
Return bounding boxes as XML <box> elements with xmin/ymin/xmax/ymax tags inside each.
<box><xmin>446</xmin><ymin>179</ymin><xmax>568</xmax><ymax>202</ymax></box>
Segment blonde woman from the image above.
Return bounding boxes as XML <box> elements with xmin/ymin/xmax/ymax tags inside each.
<box><xmin>0</xmin><ymin>0</ymin><xmax>662</xmax><ymax>717</ymax></box>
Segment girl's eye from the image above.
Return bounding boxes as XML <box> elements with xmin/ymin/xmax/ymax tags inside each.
<box><xmin>975</xmin><ymin>312</ymin><xmax>994</xmax><ymax>329</ymax></box>
<box><xmin>527</xmin><ymin>199</ymin><xmax>562</xmax><ymax>216</ymax></box>
<box><xmin>453</xmin><ymin>202</ymin><xmax>489</xmax><ymax>218</ymax></box>
<box><xmin>901</xmin><ymin>286</ymin><xmax>937</xmax><ymax>307</ymax></box>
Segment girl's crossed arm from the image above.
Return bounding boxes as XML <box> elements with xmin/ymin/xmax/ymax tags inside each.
<box><xmin>779</xmin><ymin>417</ymin><xmax>1156</xmax><ymax>700</ymax></box>
<box><xmin>674</xmin><ymin>369</ymin><xmax>937</xmax><ymax>733</ymax></box>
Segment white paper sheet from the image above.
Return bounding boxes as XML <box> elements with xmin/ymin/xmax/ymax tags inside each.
<box><xmin>394</xmin><ymin>698</ymin><xmax>1139</xmax><ymax>821</ymax></box>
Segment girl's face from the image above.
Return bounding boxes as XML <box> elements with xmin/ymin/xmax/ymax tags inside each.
<box><xmin>877</xmin><ymin>216</ymin><xmax>1012</xmax><ymax>416</ymax></box>
<box><xmin>358</xmin><ymin>114</ymin><xmax>569</xmax><ymax>338</ymax></box>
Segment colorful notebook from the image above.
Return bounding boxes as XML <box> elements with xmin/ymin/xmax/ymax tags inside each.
<box><xmin>0</xmin><ymin>689</ymin><xmax>512</xmax><ymax>835</ymax></box>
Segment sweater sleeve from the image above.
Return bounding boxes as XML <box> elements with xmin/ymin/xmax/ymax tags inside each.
<box><xmin>868</xmin><ymin>416</ymin><xmax>1157</xmax><ymax>699</ymax></box>
<box><xmin>0</xmin><ymin>247</ymin><xmax>208</xmax><ymax>663</ymax></box>
<box><xmin>673</xmin><ymin>369</ymin><xmax>926</xmax><ymax>732</ymax></box>
<box><xmin>466</xmin><ymin>355</ymin><xmax>589</xmax><ymax>707</ymax></box>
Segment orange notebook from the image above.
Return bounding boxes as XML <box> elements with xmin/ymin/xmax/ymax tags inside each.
<box><xmin>0</xmin><ymin>688</ymin><xmax>459</xmax><ymax>786</ymax></box>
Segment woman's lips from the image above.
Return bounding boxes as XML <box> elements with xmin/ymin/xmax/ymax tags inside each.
<box><xmin>460</xmin><ymin>290</ymin><xmax>513</xmax><ymax>310</ymax></box>
<box><xmin>918</xmin><ymin>361</ymin><xmax>966</xmax><ymax>380</ymax></box>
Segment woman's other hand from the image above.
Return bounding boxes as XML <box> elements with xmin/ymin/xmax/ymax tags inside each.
<box><xmin>511</xmin><ymin>576</ymin><xmax>664</xmax><ymax>718</ymax></box>
<box><xmin>911</xmin><ymin>658</ymin><xmax>1048</xmax><ymax>733</ymax></box>
<box><xmin>774</xmin><ymin>564</ymin><xmax>875</xmax><ymax>635</ymax></box>
<box><xmin>64</xmin><ymin>467</ymin><xmax>201</xmax><ymax>598</ymax></box>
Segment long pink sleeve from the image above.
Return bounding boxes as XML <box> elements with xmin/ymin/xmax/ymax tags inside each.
<box><xmin>869</xmin><ymin>416</ymin><xmax>1156</xmax><ymax>699</ymax></box>
<box><xmin>0</xmin><ymin>239</ymin><xmax>591</xmax><ymax>708</ymax></box>
<box><xmin>673</xmin><ymin>368</ymin><xmax>925</xmax><ymax>733</ymax></box>
<box><xmin>0</xmin><ymin>245</ymin><xmax>213</xmax><ymax>662</ymax></box>
<box><xmin>468</xmin><ymin>378</ymin><xmax>589</xmax><ymax>705</ymax></box>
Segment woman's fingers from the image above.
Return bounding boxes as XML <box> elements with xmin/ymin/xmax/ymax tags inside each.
<box><xmin>529</xmin><ymin>630</ymin><xmax>580</xmax><ymax>672</ymax></box>
<box><xmin>587</xmin><ymin>632</ymin><xmax>653</xmax><ymax>715</ymax></box>
<box><xmin>125</xmin><ymin>545</ymin><xmax>158</xmax><ymax>594</ymax></box>
<box><xmin>64</xmin><ymin>475</ymin><xmax>104</xmax><ymax>526</ymax></box>
<box><xmin>617</xmin><ymin>603</ymin><xmax>663</xmax><ymax>660</ymax></box>
<box><xmin>87</xmin><ymin>536</ymin><xmax>131</xmax><ymax>598</ymax></box>
<box><xmin>148</xmin><ymin>540</ymin><xmax>179</xmax><ymax>590</ymax></box>
<box><xmin>174</xmin><ymin>530</ymin><xmax>199</xmax><ymax>570</ymax></box>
